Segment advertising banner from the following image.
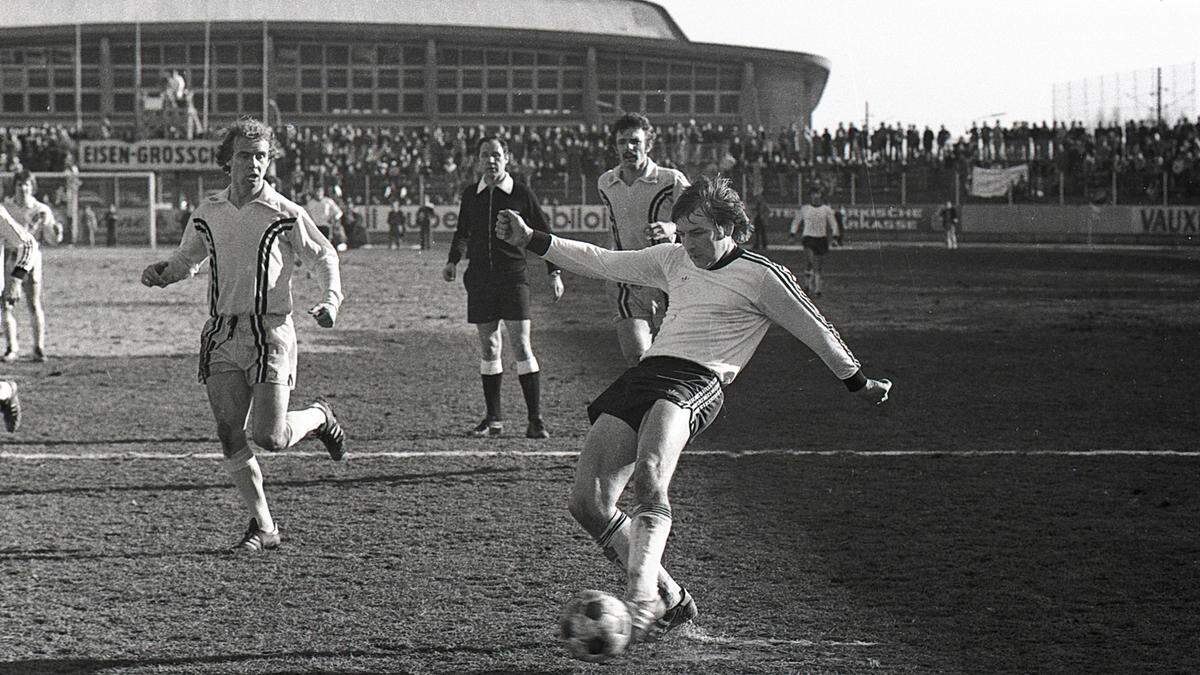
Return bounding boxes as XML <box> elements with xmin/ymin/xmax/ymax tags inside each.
<box><xmin>79</xmin><ymin>140</ymin><xmax>222</xmax><ymax>171</ymax></box>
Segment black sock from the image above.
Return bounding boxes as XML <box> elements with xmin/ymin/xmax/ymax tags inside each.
<box><xmin>519</xmin><ymin>371</ymin><xmax>541</xmax><ymax>420</ymax></box>
<box><xmin>482</xmin><ymin>373</ymin><xmax>503</xmax><ymax>421</ymax></box>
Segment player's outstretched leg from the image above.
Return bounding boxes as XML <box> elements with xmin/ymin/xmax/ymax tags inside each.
<box><xmin>305</xmin><ymin>399</ymin><xmax>347</xmax><ymax>461</ymax></box>
<box><xmin>250</xmin><ymin>384</ymin><xmax>346</xmax><ymax>460</ymax></box>
<box><xmin>207</xmin><ymin>373</ymin><xmax>278</xmax><ymax>550</ymax></box>
<box><xmin>0</xmin><ymin>380</ymin><xmax>21</xmax><ymax>432</ymax></box>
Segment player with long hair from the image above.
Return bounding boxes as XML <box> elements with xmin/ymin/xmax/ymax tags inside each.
<box><xmin>2</xmin><ymin>170</ymin><xmax>60</xmax><ymax>362</ymax></box>
<box><xmin>141</xmin><ymin>116</ymin><xmax>346</xmax><ymax>552</ymax></box>
<box><xmin>495</xmin><ymin>174</ymin><xmax>891</xmax><ymax>643</ymax></box>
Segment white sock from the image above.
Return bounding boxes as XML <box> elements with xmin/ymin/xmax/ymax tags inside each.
<box><xmin>224</xmin><ymin>446</ymin><xmax>274</xmax><ymax>532</ymax></box>
<box><xmin>480</xmin><ymin>358</ymin><xmax>503</xmax><ymax>376</ymax></box>
<box><xmin>516</xmin><ymin>357</ymin><xmax>539</xmax><ymax>375</ymax></box>
<box><xmin>0</xmin><ymin>381</ymin><xmax>12</xmax><ymax>399</ymax></box>
<box><xmin>597</xmin><ymin>511</ymin><xmax>682</xmax><ymax>605</ymax></box>
<box><xmin>281</xmin><ymin>405</ymin><xmax>326</xmax><ymax>448</ymax></box>
<box><xmin>622</xmin><ymin>505</ymin><xmax>677</xmax><ymax>606</ymax></box>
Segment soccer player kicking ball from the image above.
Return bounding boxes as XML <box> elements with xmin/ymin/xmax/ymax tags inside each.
<box><xmin>494</xmin><ymin>175</ymin><xmax>892</xmax><ymax>643</ymax></box>
<box><xmin>141</xmin><ymin>117</ymin><xmax>346</xmax><ymax>552</ymax></box>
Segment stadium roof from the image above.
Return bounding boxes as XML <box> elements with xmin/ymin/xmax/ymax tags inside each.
<box><xmin>1</xmin><ymin>0</ymin><xmax>689</xmax><ymax>41</ymax></box>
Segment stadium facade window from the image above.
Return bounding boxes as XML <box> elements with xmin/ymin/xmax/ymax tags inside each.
<box><xmin>352</xmin><ymin>93</ymin><xmax>372</xmax><ymax>111</ymax></box>
<box><xmin>54</xmin><ymin>69</ymin><xmax>74</xmax><ymax>88</ymax></box>
<box><xmin>461</xmin><ymin>69</ymin><xmax>483</xmax><ymax>89</ymax></box>
<box><xmin>326</xmin><ymin>45</ymin><xmax>349</xmax><ymax>65</ymax></box>
<box><xmin>244</xmin><ymin>68</ymin><xmax>263</xmax><ymax>87</ymax></box>
<box><xmin>537</xmin><ymin>70</ymin><xmax>558</xmax><ymax>88</ymax></box>
<box><xmin>619</xmin><ymin>94</ymin><xmax>640</xmax><ymax>112</ymax></box>
<box><xmin>645</xmin><ymin>93</ymin><xmax>666</xmax><ymax>113</ymax></box>
<box><xmin>216</xmin><ymin>69</ymin><xmax>238</xmax><ymax>88</ymax></box>
<box><xmin>404</xmin><ymin>70</ymin><xmax>425</xmax><ymax>88</ymax></box>
<box><xmin>188</xmin><ymin>45</ymin><xmax>205</xmax><ymax>63</ymax></box>
<box><xmin>327</xmin><ymin>69</ymin><xmax>348</xmax><ymax>88</ymax></box>
<box><xmin>351</xmin><ymin>45</ymin><xmax>375</xmax><ymax>65</ymax></box>
<box><xmin>1</xmin><ymin>68</ymin><xmax>23</xmax><ymax>89</ymax></box>
<box><xmin>693</xmin><ymin>93</ymin><xmax>715</xmax><ymax>114</ymax></box>
<box><xmin>537</xmin><ymin>93</ymin><xmax>559</xmax><ymax>110</ymax></box>
<box><xmin>300</xmin><ymin>44</ymin><xmax>322</xmax><ymax>65</ymax></box>
<box><xmin>214</xmin><ymin>44</ymin><xmax>238</xmax><ymax>65</ymax></box>
<box><xmin>487</xmin><ymin>70</ymin><xmax>508</xmax><ymax>88</ymax></box>
<box><xmin>27</xmin><ymin>69</ymin><xmax>49</xmax><ymax>88</ymax></box>
<box><xmin>113</xmin><ymin>92</ymin><xmax>135</xmax><ymax>111</ymax></box>
<box><xmin>537</xmin><ymin>52</ymin><xmax>560</xmax><ymax>66</ymax></box>
<box><xmin>437</xmin><ymin>93</ymin><xmax>457</xmax><ymax>113</ymax></box>
<box><xmin>2</xmin><ymin>94</ymin><xmax>22</xmax><ymax>112</ymax></box>
<box><xmin>113</xmin><ymin>69</ymin><xmax>134</xmax><ymax>87</ymax></box>
<box><xmin>402</xmin><ymin>93</ymin><xmax>424</xmax><ymax>113</ymax></box>
<box><xmin>378</xmin><ymin>69</ymin><xmax>399</xmax><ymax>89</ymax></box>
<box><xmin>273</xmin><ymin>69</ymin><xmax>297</xmax><ymax>88</ymax></box>
<box><xmin>560</xmin><ymin>93</ymin><xmax>581</xmax><ymax>111</ymax></box>
<box><xmin>379</xmin><ymin>46</ymin><xmax>401</xmax><ymax>65</ymax></box>
<box><xmin>81</xmin><ymin>69</ymin><xmax>100</xmax><ymax>88</ymax></box>
<box><xmin>141</xmin><ymin>45</ymin><xmax>161</xmax><ymax>64</ymax></box>
<box><xmin>669</xmin><ymin>93</ymin><xmax>690</xmax><ymax>113</ymax></box>
<box><xmin>241</xmin><ymin>44</ymin><xmax>262</xmax><ymax>64</ymax></box>
<box><xmin>669</xmin><ymin>64</ymin><xmax>691</xmax><ymax>88</ymax></box>
<box><xmin>377</xmin><ymin>93</ymin><xmax>398</xmax><ymax>112</ymax></box>
<box><xmin>486</xmin><ymin>93</ymin><xmax>507</xmax><ymax>113</ymax></box>
<box><xmin>301</xmin><ymin>69</ymin><xmax>322</xmax><ymax>88</ymax></box>
<box><xmin>512</xmin><ymin>51</ymin><xmax>534</xmax><ymax>66</ymax></box>
<box><xmin>720</xmin><ymin>94</ymin><xmax>739</xmax><ymax>114</ymax></box>
<box><xmin>54</xmin><ymin>93</ymin><xmax>74</xmax><ymax>112</ymax></box>
<box><xmin>438</xmin><ymin>48</ymin><xmax>460</xmax><ymax>66</ymax></box>
<box><xmin>353</xmin><ymin>70</ymin><xmax>374</xmax><ymax>88</ymax></box>
<box><xmin>512</xmin><ymin>93</ymin><xmax>533</xmax><ymax>112</ymax></box>
<box><xmin>485</xmin><ymin>50</ymin><xmax>509</xmax><ymax>65</ymax></box>
<box><xmin>562</xmin><ymin>69</ymin><xmax>584</xmax><ymax>89</ymax></box>
<box><xmin>437</xmin><ymin>69</ymin><xmax>457</xmax><ymax>88</ymax></box>
<box><xmin>217</xmin><ymin>92</ymin><xmax>239</xmax><ymax>112</ymax></box>
<box><xmin>511</xmin><ymin>70</ymin><xmax>533</xmax><ymax>89</ymax></box>
<box><xmin>163</xmin><ymin>44</ymin><xmax>186</xmax><ymax>65</ymax></box>
<box><xmin>461</xmin><ymin>93</ymin><xmax>483</xmax><ymax>113</ymax></box>
<box><xmin>402</xmin><ymin>46</ymin><xmax>426</xmax><ymax>64</ymax></box>
<box><xmin>111</xmin><ymin>46</ymin><xmax>134</xmax><ymax>64</ymax></box>
<box><xmin>81</xmin><ymin>93</ymin><xmax>100</xmax><ymax>112</ymax></box>
<box><xmin>694</xmin><ymin>66</ymin><xmax>717</xmax><ymax>90</ymax></box>
<box><xmin>301</xmin><ymin>92</ymin><xmax>322</xmax><ymax>111</ymax></box>
<box><xmin>276</xmin><ymin>93</ymin><xmax>297</xmax><ymax>112</ymax></box>
<box><xmin>326</xmin><ymin>93</ymin><xmax>348</xmax><ymax>110</ymax></box>
<box><xmin>461</xmin><ymin>49</ymin><xmax>484</xmax><ymax>65</ymax></box>
<box><xmin>28</xmin><ymin>93</ymin><xmax>49</xmax><ymax>112</ymax></box>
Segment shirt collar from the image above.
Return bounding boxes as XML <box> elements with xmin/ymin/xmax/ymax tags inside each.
<box><xmin>211</xmin><ymin>182</ymin><xmax>283</xmax><ymax>209</ymax></box>
<box><xmin>707</xmin><ymin>245</ymin><xmax>744</xmax><ymax>271</ymax></box>
<box><xmin>605</xmin><ymin>158</ymin><xmax>660</xmax><ymax>187</ymax></box>
<box><xmin>476</xmin><ymin>173</ymin><xmax>514</xmax><ymax>194</ymax></box>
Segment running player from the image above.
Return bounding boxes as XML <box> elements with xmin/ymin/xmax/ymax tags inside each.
<box><xmin>141</xmin><ymin>117</ymin><xmax>346</xmax><ymax>552</ymax></box>
<box><xmin>494</xmin><ymin>175</ymin><xmax>892</xmax><ymax>643</ymax></box>
<box><xmin>790</xmin><ymin>192</ymin><xmax>839</xmax><ymax>296</ymax></box>
<box><xmin>598</xmin><ymin>113</ymin><xmax>689</xmax><ymax>364</ymax></box>
<box><xmin>442</xmin><ymin>137</ymin><xmax>563</xmax><ymax>440</ymax></box>
<box><xmin>0</xmin><ymin>202</ymin><xmax>35</xmax><ymax>431</ymax></box>
<box><xmin>2</xmin><ymin>170</ymin><xmax>59</xmax><ymax>362</ymax></box>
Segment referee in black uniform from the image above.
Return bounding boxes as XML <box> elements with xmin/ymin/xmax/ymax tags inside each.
<box><xmin>443</xmin><ymin>137</ymin><xmax>564</xmax><ymax>439</ymax></box>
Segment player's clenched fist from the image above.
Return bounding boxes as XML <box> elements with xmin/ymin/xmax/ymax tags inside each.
<box><xmin>855</xmin><ymin>377</ymin><xmax>893</xmax><ymax>405</ymax></box>
<box><xmin>442</xmin><ymin>262</ymin><xmax>457</xmax><ymax>282</ymax></box>
<box><xmin>141</xmin><ymin>261</ymin><xmax>169</xmax><ymax>288</ymax></box>
<box><xmin>308</xmin><ymin>302</ymin><xmax>337</xmax><ymax>328</ymax></box>
<box><xmin>495</xmin><ymin>209</ymin><xmax>533</xmax><ymax>247</ymax></box>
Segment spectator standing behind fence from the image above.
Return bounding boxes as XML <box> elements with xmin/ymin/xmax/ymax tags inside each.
<box><xmin>387</xmin><ymin>202</ymin><xmax>406</xmax><ymax>250</ymax></box>
<box><xmin>939</xmin><ymin>201</ymin><xmax>959</xmax><ymax>250</ymax></box>
<box><xmin>81</xmin><ymin>205</ymin><xmax>97</xmax><ymax>247</ymax></box>
<box><xmin>416</xmin><ymin>199</ymin><xmax>434</xmax><ymax>251</ymax></box>
<box><xmin>103</xmin><ymin>204</ymin><xmax>118</xmax><ymax>246</ymax></box>
<box><xmin>749</xmin><ymin>190</ymin><xmax>770</xmax><ymax>250</ymax></box>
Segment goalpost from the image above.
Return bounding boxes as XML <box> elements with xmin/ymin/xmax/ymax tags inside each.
<box><xmin>0</xmin><ymin>170</ymin><xmax>158</xmax><ymax>248</ymax></box>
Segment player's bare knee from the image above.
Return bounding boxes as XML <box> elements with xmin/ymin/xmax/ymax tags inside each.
<box><xmin>214</xmin><ymin>423</ymin><xmax>247</xmax><ymax>455</ymax></box>
<box><xmin>251</xmin><ymin>428</ymin><xmax>289</xmax><ymax>453</ymax></box>
<box><xmin>631</xmin><ymin>465</ymin><xmax>669</xmax><ymax>507</ymax></box>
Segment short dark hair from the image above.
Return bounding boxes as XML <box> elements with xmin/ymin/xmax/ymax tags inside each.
<box><xmin>11</xmin><ymin>169</ymin><xmax>35</xmax><ymax>194</ymax></box>
<box><xmin>215</xmin><ymin>116</ymin><xmax>276</xmax><ymax>171</ymax></box>
<box><xmin>476</xmin><ymin>136</ymin><xmax>509</xmax><ymax>154</ymax></box>
<box><xmin>670</xmin><ymin>174</ymin><xmax>752</xmax><ymax>244</ymax></box>
<box><xmin>611</xmin><ymin>112</ymin><xmax>654</xmax><ymax>145</ymax></box>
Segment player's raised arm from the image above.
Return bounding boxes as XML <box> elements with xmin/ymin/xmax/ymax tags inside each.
<box><xmin>496</xmin><ymin>209</ymin><xmax>669</xmax><ymax>291</ymax></box>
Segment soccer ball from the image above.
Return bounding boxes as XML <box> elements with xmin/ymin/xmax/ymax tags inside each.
<box><xmin>558</xmin><ymin>589</ymin><xmax>632</xmax><ymax>663</ymax></box>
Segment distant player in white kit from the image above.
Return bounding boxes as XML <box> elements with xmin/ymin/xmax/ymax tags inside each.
<box><xmin>2</xmin><ymin>170</ymin><xmax>60</xmax><ymax>362</ymax></box>
<box><xmin>495</xmin><ymin>175</ymin><xmax>892</xmax><ymax>643</ymax></box>
<box><xmin>598</xmin><ymin>113</ymin><xmax>689</xmax><ymax>364</ymax></box>
<box><xmin>141</xmin><ymin>117</ymin><xmax>346</xmax><ymax>552</ymax></box>
<box><xmin>0</xmin><ymin>202</ymin><xmax>37</xmax><ymax>430</ymax></box>
<box><xmin>789</xmin><ymin>192</ymin><xmax>839</xmax><ymax>296</ymax></box>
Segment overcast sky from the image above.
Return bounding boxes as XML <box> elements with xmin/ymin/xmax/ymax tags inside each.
<box><xmin>651</xmin><ymin>0</ymin><xmax>1200</xmax><ymax>133</ymax></box>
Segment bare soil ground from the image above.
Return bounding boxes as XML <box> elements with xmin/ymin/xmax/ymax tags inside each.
<box><xmin>1</xmin><ymin>242</ymin><xmax>1198</xmax><ymax>673</ymax></box>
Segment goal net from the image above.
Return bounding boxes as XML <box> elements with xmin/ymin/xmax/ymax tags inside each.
<box><xmin>0</xmin><ymin>171</ymin><xmax>159</xmax><ymax>248</ymax></box>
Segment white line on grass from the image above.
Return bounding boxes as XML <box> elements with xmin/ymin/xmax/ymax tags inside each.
<box><xmin>0</xmin><ymin>449</ymin><xmax>1196</xmax><ymax>461</ymax></box>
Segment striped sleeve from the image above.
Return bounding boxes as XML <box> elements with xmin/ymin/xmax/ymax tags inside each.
<box><xmin>531</xmin><ymin>232</ymin><xmax>671</xmax><ymax>292</ymax></box>
<box><xmin>0</xmin><ymin>206</ymin><xmax>37</xmax><ymax>279</ymax></box>
<box><xmin>158</xmin><ymin>216</ymin><xmax>212</xmax><ymax>285</ymax></box>
<box><xmin>743</xmin><ymin>251</ymin><xmax>862</xmax><ymax>382</ymax></box>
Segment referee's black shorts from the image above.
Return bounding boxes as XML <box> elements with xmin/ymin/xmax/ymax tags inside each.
<box><xmin>464</xmin><ymin>267</ymin><xmax>530</xmax><ymax>323</ymax></box>
<box><xmin>588</xmin><ymin>356</ymin><xmax>724</xmax><ymax>439</ymax></box>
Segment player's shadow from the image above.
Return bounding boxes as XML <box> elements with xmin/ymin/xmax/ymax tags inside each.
<box><xmin>0</xmin><ymin>465</ymin><xmax>542</xmax><ymax>497</ymax></box>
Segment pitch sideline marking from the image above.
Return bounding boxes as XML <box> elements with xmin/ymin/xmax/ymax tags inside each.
<box><xmin>0</xmin><ymin>448</ymin><xmax>1196</xmax><ymax>461</ymax></box>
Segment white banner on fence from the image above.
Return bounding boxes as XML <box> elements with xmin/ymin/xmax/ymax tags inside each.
<box><xmin>78</xmin><ymin>140</ymin><xmax>222</xmax><ymax>171</ymax></box>
<box><xmin>970</xmin><ymin>165</ymin><xmax>1029</xmax><ymax>198</ymax></box>
<box><xmin>354</xmin><ymin>204</ymin><xmax>610</xmax><ymax>234</ymax></box>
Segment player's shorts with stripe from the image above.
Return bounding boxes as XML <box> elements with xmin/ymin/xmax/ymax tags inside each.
<box><xmin>197</xmin><ymin>313</ymin><xmax>297</xmax><ymax>388</ymax></box>
<box><xmin>606</xmin><ymin>280</ymin><xmax>666</xmax><ymax>322</ymax></box>
<box><xmin>801</xmin><ymin>235</ymin><xmax>830</xmax><ymax>255</ymax></box>
<box><xmin>587</xmin><ymin>356</ymin><xmax>724</xmax><ymax>439</ymax></box>
<box><xmin>463</xmin><ymin>267</ymin><xmax>530</xmax><ymax>323</ymax></box>
<box><xmin>3</xmin><ymin>249</ymin><xmax>43</xmax><ymax>287</ymax></box>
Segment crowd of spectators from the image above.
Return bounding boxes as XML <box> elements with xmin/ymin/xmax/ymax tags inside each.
<box><xmin>3</xmin><ymin>115</ymin><xmax>1198</xmax><ymax>205</ymax></box>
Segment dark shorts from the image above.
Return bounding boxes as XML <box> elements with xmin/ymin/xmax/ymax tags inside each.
<box><xmin>802</xmin><ymin>236</ymin><xmax>830</xmax><ymax>255</ymax></box>
<box><xmin>587</xmin><ymin>356</ymin><xmax>725</xmax><ymax>439</ymax></box>
<box><xmin>464</xmin><ymin>267</ymin><xmax>530</xmax><ymax>323</ymax></box>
